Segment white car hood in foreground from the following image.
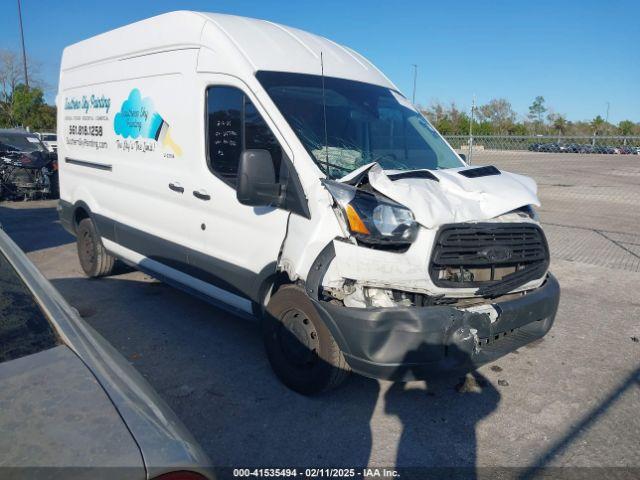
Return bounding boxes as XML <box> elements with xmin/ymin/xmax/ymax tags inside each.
<box><xmin>340</xmin><ymin>163</ymin><xmax>540</xmax><ymax>228</ymax></box>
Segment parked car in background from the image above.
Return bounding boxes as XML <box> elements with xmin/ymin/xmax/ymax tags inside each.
<box><xmin>618</xmin><ymin>146</ymin><xmax>636</xmax><ymax>155</ymax></box>
<box><xmin>36</xmin><ymin>132</ymin><xmax>58</xmax><ymax>153</ymax></box>
<box><xmin>538</xmin><ymin>143</ymin><xmax>559</xmax><ymax>152</ymax></box>
<box><xmin>0</xmin><ymin>129</ymin><xmax>59</xmax><ymax>200</ymax></box>
<box><xmin>0</xmin><ymin>227</ymin><xmax>213</xmax><ymax>479</ymax></box>
<box><xmin>527</xmin><ymin>142</ymin><xmax>541</xmax><ymax>152</ymax></box>
<box><xmin>578</xmin><ymin>144</ymin><xmax>596</xmax><ymax>154</ymax></box>
<box><xmin>526</xmin><ymin>142</ymin><xmax>636</xmax><ymax>155</ymax></box>
<box><xmin>594</xmin><ymin>145</ymin><xmax>615</xmax><ymax>154</ymax></box>
<box><xmin>564</xmin><ymin>143</ymin><xmax>580</xmax><ymax>153</ymax></box>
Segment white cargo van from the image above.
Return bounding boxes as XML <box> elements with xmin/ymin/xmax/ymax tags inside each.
<box><xmin>57</xmin><ymin>11</ymin><xmax>560</xmax><ymax>394</ymax></box>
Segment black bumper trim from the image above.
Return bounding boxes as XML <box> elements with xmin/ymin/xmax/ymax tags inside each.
<box><xmin>312</xmin><ymin>274</ymin><xmax>560</xmax><ymax>381</ymax></box>
<box><xmin>64</xmin><ymin>157</ymin><xmax>112</xmax><ymax>171</ymax></box>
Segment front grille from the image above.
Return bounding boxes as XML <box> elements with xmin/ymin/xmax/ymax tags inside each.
<box><xmin>430</xmin><ymin>223</ymin><xmax>549</xmax><ymax>288</ymax></box>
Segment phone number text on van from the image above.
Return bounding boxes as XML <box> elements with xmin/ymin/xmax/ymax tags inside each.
<box><xmin>68</xmin><ymin>125</ymin><xmax>104</xmax><ymax>136</ymax></box>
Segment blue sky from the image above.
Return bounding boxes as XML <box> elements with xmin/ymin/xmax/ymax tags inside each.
<box><xmin>1</xmin><ymin>0</ymin><xmax>638</xmax><ymax>123</ymax></box>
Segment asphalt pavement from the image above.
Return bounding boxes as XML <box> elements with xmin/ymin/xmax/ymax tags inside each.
<box><xmin>0</xmin><ymin>152</ymin><xmax>638</xmax><ymax>476</ymax></box>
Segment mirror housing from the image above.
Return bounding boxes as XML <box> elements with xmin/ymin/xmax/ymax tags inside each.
<box><xmin>237</xmin><ymin>149</ymin><xmax>281</xmax><ymax>207</ymax></box>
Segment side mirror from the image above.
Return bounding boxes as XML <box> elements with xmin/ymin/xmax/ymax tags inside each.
<box><xmin>237</xmin><ymin>149</ymin><xmax>281</xmax><ymax>207</ymax></box>
<box><xmin>459</xmin><ymin>153</ymin><xmax>467</xmax><ymax>162</ymax></box>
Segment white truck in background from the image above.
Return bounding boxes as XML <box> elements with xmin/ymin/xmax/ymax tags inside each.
<box><xmin>36</xmin><ymin>132</ymin><xmax>58</xmax><ymax>153</ymax></box>
<box><xmin>57</xmin><ymin>11</ymin><xmax>559</xmax><ymax>394</ymax></box>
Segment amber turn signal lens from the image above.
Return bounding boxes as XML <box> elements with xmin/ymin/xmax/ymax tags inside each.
<box><xmin>345</xmin><ymin>204</ymin><xmax>370</xmax><ymax>235</ymax></box>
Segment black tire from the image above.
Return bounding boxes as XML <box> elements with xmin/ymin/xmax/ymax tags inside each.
<box><xmin>76</xmin><ymin>217</ymin><xmax>115</xmax><ymax>278</ymax></box>
<box><xmin>263</xmin><ymin>284</ymin><xmax>350</xmax><ymax>395</ymax></box>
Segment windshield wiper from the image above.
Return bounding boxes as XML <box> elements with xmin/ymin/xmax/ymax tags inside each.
<box><xmin>317</xmin><ymin>160</ymin><xmax>353</xmax><ymax>174</ymax></box>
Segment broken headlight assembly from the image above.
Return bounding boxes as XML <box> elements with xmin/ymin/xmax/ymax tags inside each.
<box><xmin>324</xmin><ymin>180</ymin><xmax>419</xmax><ymax>246</ymax></box>
<box><xmin>511</xmin><ymin>205</ymin><xmax>540</xmax><ymax>221</ymax></box>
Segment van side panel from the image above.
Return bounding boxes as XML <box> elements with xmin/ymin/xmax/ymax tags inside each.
<box><xmin>59</xmin><ymin>48</ymin><xmax>204</xmax><ymax>257</ymax></box>
<box><xmin>59</xmin><ymin>49</ymin><xmax>231</xmax><ymax>288</ymax></box>
<box><xmin>58</xmin><ymin>47</ymin><xmax>293</xmax><ymax>304</ymax></box>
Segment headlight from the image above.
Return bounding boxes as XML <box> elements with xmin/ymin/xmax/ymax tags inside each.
<box><xmin>324</xmin><ymin>180</ymin><xmax>418</xmax><ymax>245</ymax></box>
<box><xmin>513</xmin><ymin>205</ymin><xmax>539</xmax><ymax>221</ymax></box>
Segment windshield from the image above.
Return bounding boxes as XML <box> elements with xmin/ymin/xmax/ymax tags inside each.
<box><xmin>257</xmin><ymin>71</ymin><xmax>464</xmax><ymax>178</ymax></box>
<box><xmin>0</xmin><ymin>132</ymin><xmax>46</xmax><ymax>153</ymax></box>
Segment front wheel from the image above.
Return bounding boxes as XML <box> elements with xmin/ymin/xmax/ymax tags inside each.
<box><xmin>76</xmin><ymin>217</ymin><xmax>115</xmax><ymax>278</ymax></box>
<box><xmin>263</xmin><ymin>285</ymin><xmax>350</xmax><ymax>395</ymax></box>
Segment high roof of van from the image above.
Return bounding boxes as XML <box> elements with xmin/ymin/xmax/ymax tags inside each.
<box><xmin>60</xmin><ymin>11</ymin><xmax>397</xmax><ymax>90</ymax></box>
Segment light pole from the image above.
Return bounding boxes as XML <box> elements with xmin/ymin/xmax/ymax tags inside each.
<box><xmin>468</xmin><ymin>95</ymin><xmax>476</xmax><ymax>165</ymax></box>
<box><xmin>411</xmin><ymin>64</ymin><xmax>418</xmax><ymax>104</ymax></box>
<box><xmin>17</xmin><ymin>0</ymin><xmax>29</xmax><ymax>89</ymax></box>
<box><xmin>605</xmin><ymin>102</ymin><xmax>610</xmax><ymax>124</ymax></box>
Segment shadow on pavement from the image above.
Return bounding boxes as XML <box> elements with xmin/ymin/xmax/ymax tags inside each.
<box><xmin>50</xmin><ymin>274</ymin><xmax>500</xmax><ymax>476</ymax></box>
<box><xmin>0</xmin><ymin>203</ymin><xmax>74</xmax><ymax>253</ymax></box>
<box><xmin>384</xmin><ymin>352</ymin><xmax>499</xmax><ymax>478</ymax></box>
<box><xmin>519</xmin><ymin>364</ymin><xmax>640</xmax><ymax>480</ymax></box>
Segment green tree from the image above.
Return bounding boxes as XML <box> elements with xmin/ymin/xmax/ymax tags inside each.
<box><xmin>34</xmin><ymin>103</ymin><xmax>56</xmax><ymax>131</ymax></box>
<box><xmin>0</xmin><ymin>49</ymin><xmax>54</xmax><ymax>129</ymax></box>
<box><xmin>618</xmin><ymin>120</ymin><xmax>635</xmax><ymax>136</ymax></box>
<box><xmin>474</xmin><ymin>121</ymin><xmax>494</xmax><ymax>135</ymax></box>
<box><xmin>12</xmin><ymin>84</ymin><xmax>43</xmax><ymax>124</ymax></box>
<box><xmin>0</xmin><ymin>105</ymin><xmax>9</xmax><ymax>127</ymax></box>
<box><xmin>421</xmin><ymin>101</ymin><xmax>472</xmax><ymax>135</ymax></box>
<box><xmin>527</xmin><ymin>96</ymin><xmax>547</xmax><ymax>133</ymax></box>
<box><xmin>508</xmin><ymin>122</ymin><xmax>528</xmax><ymax>135</ymax></box>
<box><xmin>454</xmin><ymin>112</ymin><xmax>471</xmax><ymax>135</ymax></box>
<box><xmin>420</xmin><ymin>95</ymin><xmax>638</xmax><ymax>138</ymax></box>
<box><xmin>434</xmin><ymin>117</ymin><xmax>454</xmax><ymax>134</ymax></box>
<box><xmin>548</xmin><ymin>113</ymin><xmax>568</xmax><ymax>137</ymax></box>
<box><xmin>591</xmin><ymin>115</ymin><xmax>605</xmax><ymax>135</ymax></box>
<box><xmin>567</xmin><ymin>120</ymin><xmax>591</xmax><ymax>136</ymax></box>
<box><xmin>0</xmin><ymin>84</ymin><xmax>55</xmax><ymax>130</ymax></box>
<box><xmin>477</xmin><ymin>98</ymin><xmax>516</xmax><ymax>134</ymax></box>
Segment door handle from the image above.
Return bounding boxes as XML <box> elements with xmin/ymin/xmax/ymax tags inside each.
<box><xmin>168</xmin><ymin>182</ymin><xmax>184</xmax><ymax>193</ymax></box>
<box><xmin>193</xmin><ymin>189</ymin><xmax>211</xmax><ymax>201</ymax></box>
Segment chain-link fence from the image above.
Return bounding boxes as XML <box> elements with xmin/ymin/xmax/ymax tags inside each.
<box><xmin>444</xmin><ymin>135</ymin><xmax>640</xmax><ymax>164</ymax></box>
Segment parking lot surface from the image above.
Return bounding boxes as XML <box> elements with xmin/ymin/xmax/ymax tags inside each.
<box><xmin>1</xmin><ymin>152</ymin><xmax>639</xmax><ymax>474</ymax></box>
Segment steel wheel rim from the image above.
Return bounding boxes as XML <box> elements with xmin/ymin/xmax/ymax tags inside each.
<box><xmin>81</xmin><ymin>230</ymin><xmax>95</xmax><ymax>266</ymax></box>
<box><xmin>278</xmin><ymin>308</ymin><xmax>320</xmax><ymax>368</ymax></box>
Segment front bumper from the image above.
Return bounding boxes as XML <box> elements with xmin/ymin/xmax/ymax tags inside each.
<box><xmin>312</xmin><ymin>274</ymin><xmax>560</xmax><ymax>381</ymax></box>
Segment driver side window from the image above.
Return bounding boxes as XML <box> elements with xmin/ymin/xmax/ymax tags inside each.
<box><xmin>206</xmin><ymin>86</ymin><xmax>282</xmax><ymax>187</ymax></box>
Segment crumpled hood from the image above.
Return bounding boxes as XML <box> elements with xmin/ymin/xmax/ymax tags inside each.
<box><xmin>339</xmin><ymin>163</ymin><xmax>540</xmax><ymax>229</ymax></box>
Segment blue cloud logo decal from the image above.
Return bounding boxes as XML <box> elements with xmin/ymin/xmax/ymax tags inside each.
<box><xmin>114</xmin><ymin>88</ymin><xmax>155</xmax><ymax>139</ymax></box>
<box><xmin>114</xmin><ymin>88</ymin><xmax>182</xmax><ymax>156</ymax></box>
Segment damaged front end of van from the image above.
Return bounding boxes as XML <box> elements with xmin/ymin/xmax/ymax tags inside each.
<box><xmin>292</xmin><ymin>162</ymin><xmax>560</xmax><ymax>381</ymax></box>
<box><xmin>256</xmin><ymin>71</ymin><xmax>561</xmax><ymax>388</ymax></box>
